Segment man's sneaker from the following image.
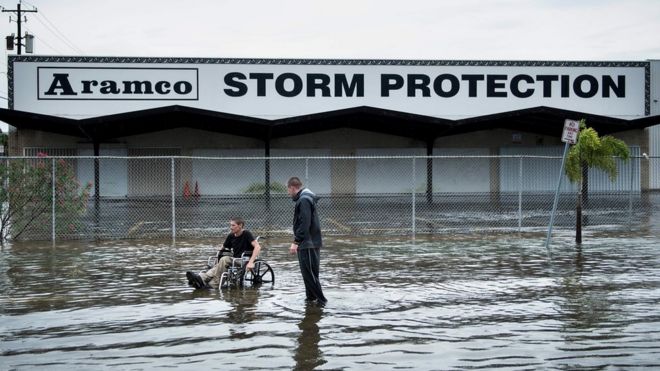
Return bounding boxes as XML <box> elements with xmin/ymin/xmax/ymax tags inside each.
<box><xmin>186</xmin><ymin>271</ymin><xmax>207</xmax><ymax>289</ymax></box>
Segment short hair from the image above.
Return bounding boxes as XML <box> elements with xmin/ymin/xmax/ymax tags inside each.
<box><xmin>287</xmin><ymin>177</ymin><xmax>303</xmax><ymax>188</ymax></box>
<box><xmin>230</xmin><ymin>217</ymin><xmax>245</xmax><ymax>227</ymax></box>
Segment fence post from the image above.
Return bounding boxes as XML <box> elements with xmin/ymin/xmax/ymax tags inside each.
<box><xmin>426</xmin><ymin>142</ymin><xmax>433</xmax><ymax>205</ymax></box>
<box><xmin>628</xmin><ymin>157</ymin><xmax>634</xmax><ymax>230</ymax></box>
<box><xmin>93</xmin><ymin>142</ymin><xmax>100</xmax><ymax>239</ymax></box>
<box><xmin>265</xmin><ymin>142</ymin><xmax>271</xmax><ymax>214</ymax></box>
<box><xmin>412</xmin><ymin>156</ymin><xmax>416</xmax><ymax>239</ymax></box>
<box><xmin>52</xmin><ymin>158</ymin><xmax>56</xmax><ymax>243</ymax></box>
<box><xmin>305</xmin><ymin>158</ymin><xmax>309</xmax><ymax>184</ymax></box>
<box><xmin>518</xmin><ymin>156</ymin><xmax>523</xmax><ymax>233</ymax></box>
<box><xmin>171</xmin><ymin>157</ymin><xmax>176</xmax><ymax>243</ymax></box>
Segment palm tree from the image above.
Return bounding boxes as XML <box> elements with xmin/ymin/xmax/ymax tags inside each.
<box><xmin>565</xmin><ymin>119</ymin><xmax>630</xmax><ymax>243</ymax></box>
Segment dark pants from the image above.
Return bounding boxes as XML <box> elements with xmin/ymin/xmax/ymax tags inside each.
<box><xmin>297</xmin><ymin>247</ymin><xmax>327</xmax><ymax>304</ymax></box>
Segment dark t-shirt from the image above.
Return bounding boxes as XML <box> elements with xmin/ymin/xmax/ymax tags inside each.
<box><xmin>223</xmin><ymin>230</ymin><xmax>256</xmax><ymax>258</ymax></box>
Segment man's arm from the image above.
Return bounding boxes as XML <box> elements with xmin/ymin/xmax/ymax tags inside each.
<box><xmin>293</xmin><ymin>198</ymin><xmax>313</xmax><ymax>245</ymax></box>
<box><xmin>246</xmin><ymin>238</ymin><xmax>262</xmax><ymax>271</ymax></box>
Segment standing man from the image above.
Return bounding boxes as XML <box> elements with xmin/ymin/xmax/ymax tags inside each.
<box><xmin>287</xmin><ymin>177</ymin><xmax>327</xmax><ymax>306</ymax></box>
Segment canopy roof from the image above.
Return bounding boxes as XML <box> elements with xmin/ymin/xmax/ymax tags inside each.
<box><xmin>1</xmin><ymin>105</ymin><xmax>658</xmax><ymax>143</ymax></box>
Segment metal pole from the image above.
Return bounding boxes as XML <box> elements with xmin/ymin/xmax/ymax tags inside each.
<box><xmin>545</xmin><ymin>143</ymin><xmax>570</xmax><ymax>250</ymax></box>
<box><xmin>628</xmin><ymin>156</ymin><xmax>634</xmax><ymax>230</ymax></box>
<box><xmin>305</xmin><ymin>158</ymin><xmax>309</xmax><ymax>184</ymax></box>
<box><xmin>93</xmin><ymin>142</ymin><xmax>100</xmax><ymax>239</ymax></box>
<box><xmin>2</xmin><ymin>2</ymin><xmax>38</xmax><ymax>55</ymax></box>
<box><xmin>171</xmin><ymin>157</ymin><xmax>176</xmax><ymax>243</ymax></box>
<box><xmin>518</xmin><ymin>156</ymin><xmax>523</xmax><ymax>232</ymax></box>
<box><xmin>264</xmin><ymin>139</ymin><xmax>271</xmax><ymax>214</ymax></box>
<box><xmin>51</xmin><ymin>158</ymin><xmax>56</xmax><ymax>243</ymax></box>
<box><xmin>17</xmin><ymin>2</ymin><xmax>21</xmax><ymax>55</ymax></box>
<box><xmin>426</xmin><ymin>141</ymin><xmax>434</xmax><ymax>205</ymax></box>
<box><xmin>412</xmin><ymin>157</ymin><xmax>416</xmax><ymax>239</ymax></box>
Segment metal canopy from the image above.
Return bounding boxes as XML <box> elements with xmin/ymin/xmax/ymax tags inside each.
<box><xmin>1</xmin><ymin>105</ymin><xmax>658</xmax><ymax>142</ymax></box>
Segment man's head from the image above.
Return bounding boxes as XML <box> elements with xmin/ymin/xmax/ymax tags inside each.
<box><xmin>287</xmin><ymin>177</ymin><xmax>303</xmax><ymax>197</ymax></box>
<box><xmin>229</xmin><ymin>217</ymin><xmax>245</xmax><ymax>235</ymax></box>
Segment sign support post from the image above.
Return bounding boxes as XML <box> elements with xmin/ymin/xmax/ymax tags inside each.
<box><xmin>545</xmin><ymin>119</ymin><xmax>580</xmax><ymax>250</ymax></box>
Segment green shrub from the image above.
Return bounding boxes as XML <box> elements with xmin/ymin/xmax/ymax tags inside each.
<box><xmin>241</xmin><ymin>182</ymin><xmax>287</xmax><ymax>194</ymax></box>
<box><xmin>0</xmin><ymin>154</ymin><xmax>92</xmax><ymax>241</ymax></box>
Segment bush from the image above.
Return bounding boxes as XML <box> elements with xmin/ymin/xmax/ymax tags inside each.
<box><xmin>0</xmin><ymin>154</ymin><xmax>92</xmax><ymax>242</ymax></box>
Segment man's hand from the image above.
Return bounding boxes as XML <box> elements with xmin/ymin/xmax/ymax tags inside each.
<box><xmin>246</xmin><ymin>261</ymin><xmax>255</xmax><ymax>272</ymax></box>
<box><xmin>289</xmin><ymin>243</ymin><xmax>298</xmax><ymax>254</ymax></box>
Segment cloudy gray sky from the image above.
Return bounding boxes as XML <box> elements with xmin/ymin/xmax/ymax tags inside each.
<box><xmin>1</xmin><ymin>0</ymin><xmax>660</xmax><ymax>129</ymax></box>
<box><xmin>2</xmin><ymin>0</ymin><xmax>659</xmax><ymax>60</ymax></box>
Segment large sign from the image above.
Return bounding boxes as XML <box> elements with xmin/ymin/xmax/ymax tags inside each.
<box><xmin>10</xmin><ymin>57</ymin><xmax>648</xmax><ymax>120</ymax></box>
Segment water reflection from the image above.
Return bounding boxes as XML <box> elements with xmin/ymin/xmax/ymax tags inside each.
<box><xmin>294</xmin><ymin>304</ymin><xmax>325</xmax><ymax>371</ymax></box>
<box><xmin>1</xmin><ymin>235</ymin><xmax>660</xmax><ymax>369</ymax></box>
<box><xmin>219</xmin><ymin>288</ymin><xmax>260</xmax><ymax>324</ymax></box>
<box><xmin>554</xmin><ymin>243</ymin><xmax>637</xmax><ymax>366</ymax></box>
<box><xmin>559</xmin><ymin>245</ymin><xmax>606</xmax><ymax>330</ymax></box>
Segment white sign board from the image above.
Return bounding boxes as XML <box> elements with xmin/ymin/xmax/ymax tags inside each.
<box><xmin>562</xmin><ymin>119</ymin><xmax>580</xmax><ymax>144</ymax></box>
<box><xmin>10</xmin><ymin>57</ymin><xmax>648</xmax><ymax>120</ymax></box>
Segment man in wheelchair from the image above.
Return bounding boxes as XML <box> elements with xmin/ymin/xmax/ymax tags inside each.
<box><xmin>186</xmin><ymin>217</ymin><xmax>262</xmax><ymax>289</ymax></box>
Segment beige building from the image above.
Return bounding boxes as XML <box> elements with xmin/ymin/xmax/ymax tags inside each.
<box><xmin>2</xmin><ymin>56</ymin><xmax>659</xmax><ymax>195</ymax></box>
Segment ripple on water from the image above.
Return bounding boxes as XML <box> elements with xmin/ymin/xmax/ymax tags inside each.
<box><xmin>1</xmin><ymin>236</ymin><xmax>660</xmax><ymax>369</ymax></box>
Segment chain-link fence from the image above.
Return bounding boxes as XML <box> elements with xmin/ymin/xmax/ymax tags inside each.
<box><xmin>2</xmin><ymin>155</ymin><xmax>659</xmax><ymax>242</ymax></box>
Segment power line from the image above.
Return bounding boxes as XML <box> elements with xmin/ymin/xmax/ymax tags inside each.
<box><xmin>23</xmin><ymin>26</ymin><xmax>64</xmax><ymax>54</ymax></box>
<box><xmin>23</xmin><ymin>1</ymin><xmax>83</xmax><ymax>54</ymax></box>
<box><xmin>33</xmin><ymin>13</ymin><xmax>84</xmax><ymax>54</ymax></box>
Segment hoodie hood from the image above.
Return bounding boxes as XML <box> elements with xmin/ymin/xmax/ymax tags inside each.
<box><xmin>294</xmin><ymin>188</ymin><xmax>320</xmax><ymax>203</ymax></box>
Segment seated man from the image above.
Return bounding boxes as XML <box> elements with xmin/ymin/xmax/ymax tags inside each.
<box><xmin>187</xmin><ymin>217</ymin><xmax>262</xmax><ymax>289</ymax></box>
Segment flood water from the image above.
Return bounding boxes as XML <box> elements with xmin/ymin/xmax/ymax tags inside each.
<box><xmin>1</xmin><ymin>234</ymin><xmax>660</xmax><ymax>370</ymax></box>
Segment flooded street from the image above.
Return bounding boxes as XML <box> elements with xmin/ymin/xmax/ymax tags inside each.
<box><xmin>2</xmin><ymin>234</ymin><xmax>660</xmax><ymax>370</ymax></box>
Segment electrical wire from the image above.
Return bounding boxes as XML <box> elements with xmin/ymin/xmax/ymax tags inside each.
<box><xmin>32</xmin><ymin>14</ymin><xmax>84</xmax><ymax>54</ymax></box>
<box><xmin>22</xmin><ymin>1</ymin><xmax>84</xmax><ymax>54</ymax></box>
<box><xmin>24</xmin><ymin>26</ymin><xmax>64</xmax><ymax>54</ymax></box>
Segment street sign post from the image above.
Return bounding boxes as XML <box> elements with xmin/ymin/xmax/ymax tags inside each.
<box><xmin>545</xmin><ymin>119</ymin><xmax>581</xmax><ymax>250</ymax></box>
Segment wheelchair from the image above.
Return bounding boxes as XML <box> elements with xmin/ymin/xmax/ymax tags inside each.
<box><xmin>206</xmin><ymin>237</ymin><xmax>275</xmax><ymax>289</ymax></box>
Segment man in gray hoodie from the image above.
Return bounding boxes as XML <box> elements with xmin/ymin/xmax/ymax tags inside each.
<box><xmin>287</xmin><ymin>177</ymin><xmax>327</xmax><ymax>305</ymax></box>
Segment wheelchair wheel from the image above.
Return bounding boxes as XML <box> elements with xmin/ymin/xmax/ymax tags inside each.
<box><xmin>243</xmin><ymin>260</ymin><xmax>274</xmax><ymax>286</ymax></box>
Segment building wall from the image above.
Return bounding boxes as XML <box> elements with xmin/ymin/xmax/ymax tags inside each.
<box><xmin>8</xmin><ymin>57</ymin><xmax>657</xmax><ymax>190</ymax></box>
<box><xmin>8</xmin><ymin>124</ymin><xmax>651</xmax><ymax>196</ymax></box>
<box><xmin>9</xmin><ymin>130</ymin><xmax>80</xmax><ymax>156</ymax></box>
<box><xmin>436</xmin><ymin>129</ymin><xmax>561</xmax><ymax>147</ymax></box>
<box><xmin>650</xmin><ymin>60</ymin><xmax>660</xmax><ymax>189</ymax></box>
<box><xmin>274</xmin><ymin>129</ymin><xmax>424</xmax><ymax>194</ymax></box>
<box><xmin>119</xmin><ymin>128</ymin><xmax>265</xmax><ymax>153</ymax></box>
<box><xmin>271</xmin><ymin>128</ymin><xmax>423</xmax><ymax>150</ymax></box>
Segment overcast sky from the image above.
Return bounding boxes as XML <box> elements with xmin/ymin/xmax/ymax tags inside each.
<box><xmin>1</xmin><ymin>0</ymin><xmax>660</xmax><ymax>129</ymax></box>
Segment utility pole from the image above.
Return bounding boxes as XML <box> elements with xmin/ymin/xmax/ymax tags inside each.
<box><xmin>2</xmin><ymin>1</ymin><xmax>38</xmax><ymax>55</ymax></box>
